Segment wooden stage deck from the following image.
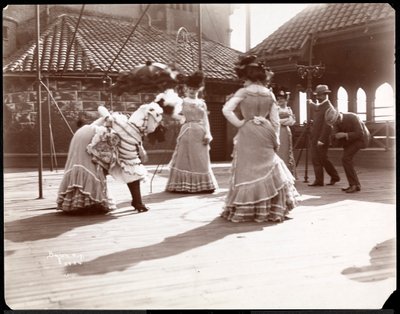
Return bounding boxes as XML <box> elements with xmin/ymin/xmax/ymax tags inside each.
<box><xmin>4</xmin><ymin>163</ymin><xmax>396</xmax><ymax>310</ymax></box>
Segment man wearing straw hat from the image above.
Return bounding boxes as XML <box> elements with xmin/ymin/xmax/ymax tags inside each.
<box><xmin>325</xmin><ymin>105</ymin><xmax>370</xmax><ymax>193</ymax></box>
<box><xmin>306</xmin><ymin>84</ymin><xmax>340</xmax><ymax>187</ymax></box>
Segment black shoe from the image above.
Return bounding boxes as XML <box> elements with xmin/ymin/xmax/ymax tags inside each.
<box><xmin>308</xmin><ymin>182</ymin><xmax>324</xmax><ymax>186</ymax></box>
<box><xmin>345</xmin><ymin>185</ymin><xmax>360</xmax><ymax>193</ymax></box>
<box><xmin>327</xmin><ymin>178</ymin><xmax>340</xmax><ymax>186</ymax></box>
<box><xmin>342</xmin><ymin>185</ymin><xmax>361</xmax><ymax>192</ymax></box>
<box><xmin>131</xmin><ymin>201</ymin><xmax>150</xmax><ymax>212</ymax></box>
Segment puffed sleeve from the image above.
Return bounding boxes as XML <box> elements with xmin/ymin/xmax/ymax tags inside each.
<box><xmin>269</xmin><ymin>101</ymin><xmax>280</xmax><ymax>131</ymax></box>
<box><xmin>286</xmin><ymin>107</ymin><xmax>296</xmax><ymax>126</ymax></box>
<box><xmin>222</xmin><ymin>88</ymin><xmax>246</xmax><ymax>128</ymax></box>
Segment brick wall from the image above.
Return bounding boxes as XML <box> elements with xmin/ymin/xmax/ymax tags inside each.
<box><xmin>3</xmin><ymin>77</ymin><xmax>170</xmax><ymax>150</ymax></box>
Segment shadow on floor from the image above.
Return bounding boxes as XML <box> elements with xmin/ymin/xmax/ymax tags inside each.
<box><xmin>341</xmin><ymin>238</ymin><xmax>396</xmax><ymax>282</ymax></box>
<box><xmin>66</xmin><ymin>217</ymin><xmax>279</xmax><ymax>276</ymax></box>
<box><xmin>4</xmin><ymin>212</ymin><xmax>117</xmax><ymax>242</ymax></box>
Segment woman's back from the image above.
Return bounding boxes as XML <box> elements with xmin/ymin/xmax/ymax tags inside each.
<box><xmin>238</xmin><ymin>84</ymin><xmax>275</xmax><ymax>119</ymax></box>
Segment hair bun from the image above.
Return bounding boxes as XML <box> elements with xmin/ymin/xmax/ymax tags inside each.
<box><xmin>236</xmin><ymin>55</ymin><xmax>257</xmax><ymax>67</ymax></box>
<box><xmin>186</xmin><ymin>70</ymin><xmax>205</xmax><ymax>88</ymax></box>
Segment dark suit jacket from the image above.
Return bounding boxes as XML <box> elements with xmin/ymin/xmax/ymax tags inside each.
<box><xmin>310</xmin><ymin>99</ymin><xmax>333</xmax><ymax>145</ymax></box>
<box><xmin>332</xmin><ymin>112</ymin><xmax>370</xmax><ymax>148</ymax></box>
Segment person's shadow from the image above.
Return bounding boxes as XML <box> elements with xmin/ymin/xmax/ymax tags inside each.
<box><xmin>66</xmin><ymin>217</ymin><xmax>278</xmax><ymax>276</ymax></box>
<box><xmin>341</xmin><ymin>238</ymin><xmax>396</xmax><ymax>282</ymax></box>
<box><xmin>4</xmin><ymin>212</ymin><xmax>117</xmax><ymax>242</ymax></box>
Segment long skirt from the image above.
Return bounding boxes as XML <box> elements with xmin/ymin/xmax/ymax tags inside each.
<box><xmin>166</xmin><ymin>122</ymin><xmax>218</xmax><ymax>192</ymax></box>
<box><xmin>277</xmin><ymin>125</ymin><xmax>297</xmax><ymax>178</ymax></box>
<box><xmin>221</xmin><ymin>120</ymin><xmax>298</xmax><ymax>223</ymax></box>
<box><xmin>56</xmin><ymin>125</ymin><xmax>116</xmax><ymax>214</ymax></box>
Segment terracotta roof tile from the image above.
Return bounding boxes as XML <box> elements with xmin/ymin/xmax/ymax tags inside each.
<box><xmin>249</xmin><ymin>3</ymin><xmax>394</xmax><ymax>58</ymax></box>
<box><xmin>4</xmin><ymin>14</ymin><xmax>241</xmax><ymax>81</ymax></box>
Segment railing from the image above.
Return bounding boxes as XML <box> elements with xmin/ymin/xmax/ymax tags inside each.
<box><xmin>365</xmin><ymin>121</ymin><xmax>395</xmax><ymax>151</ymax></box>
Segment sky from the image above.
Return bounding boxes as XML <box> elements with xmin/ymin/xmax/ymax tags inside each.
<box><xmin>230</xmin><ymin>4</ymin><xmax>321</xmax><ymax>52</ymax></box>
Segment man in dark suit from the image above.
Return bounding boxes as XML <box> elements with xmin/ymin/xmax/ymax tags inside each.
<box><xmin>325</xmin><ymin>105</ymin><xmax>371</xmax><ymax>193</ymax></box>
<box><xmin>307</xmin><ymin>85</ymin><xmax>340</xmax><ymax>186</ymax></box>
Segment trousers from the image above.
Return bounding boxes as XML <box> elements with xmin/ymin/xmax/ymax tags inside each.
<box><xmin>310</xmin><ymin>143</ymin><xmax>340</xmax><ymax>184</ymax></box>
<box><xmin>342</xmin><ymin>141</ymin><xmax>364</xmax><ymax>187</ymax></box>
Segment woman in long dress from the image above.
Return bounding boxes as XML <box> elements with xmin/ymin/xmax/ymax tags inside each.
<box><xmin>165</xmin><ymin>71</ymin><xmax>218</xmax><ymax>193</ymax></box>
<box><xmin>57</xmin><ymin>103</ymin><xmax>164</xmax><ymax>214</ymax></box>
<box><xmin>221</xmin><ymin>55</ymin><xmax>298</xmax><ymax>223</ymax></box>
<box><xmin>276</xmin><ymin>89</ymin><xmax>297</xmax><ymax>178</ymax></box>
<box><xmin>56</xmin><ymin>116</ymin><xmax>118</xmax><ymax>214</ymax></box>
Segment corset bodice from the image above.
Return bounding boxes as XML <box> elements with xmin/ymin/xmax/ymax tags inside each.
<box><xmin>238</xmin><ymin>85</ymin><xmax>275</xmax><ymax>119</ymax></box>
<box><xmin>181</xmin><ymin>97</ymin><xmax>206</xmax><ymax>122</ymax></box>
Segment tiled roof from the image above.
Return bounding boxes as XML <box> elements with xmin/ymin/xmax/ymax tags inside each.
<box><xmin>249</xmin><ymin>3</ymin><xmax>395</xmax><ymax>57</ymax></box>
<box><xmin>3</xmin><ymin>14</ymin><xmax>241</xmax><ymax>81</ymax></box>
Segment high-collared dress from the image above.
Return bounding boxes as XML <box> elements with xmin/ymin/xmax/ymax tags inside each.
<box><xmin>166</xmin><ymin>97</ymin><xmax>218</xmax><ymax>193</ymax></box>
<box><xmin>221</xmin><ymin>84</ymin><xmax>298</xmax><ymax>223</ymax></box>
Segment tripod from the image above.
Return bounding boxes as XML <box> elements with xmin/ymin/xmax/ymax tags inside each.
<box><xmin>294</xmin><ymin>121</ymin><xmax>312</xmax><ymax>183</ymax></box>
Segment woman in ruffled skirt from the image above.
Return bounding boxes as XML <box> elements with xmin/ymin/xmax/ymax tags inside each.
<box><xmin>56</xmin><ymin>121</ymin><xmax>118</xmax><ymax>214</ymax></box>
<box><xmin>221</xmin><ymin>55</ymin><xmax>299</xmax><ymax>223</ymax></box>
<box><xmin>165</xmin><ymin>71</ymin><xmax>218</xmax><ymax>193</ymax></box>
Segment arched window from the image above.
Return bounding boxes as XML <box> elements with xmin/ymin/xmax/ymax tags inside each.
<box><xmin>356</xmin><ymin>88</ymin><xmax>367</xmax><ymax>121</ymax></box>
<box><xmin>337</xmin><ymin>86</ymin><xmax>348</xmax><ymax>113</ymax></box>
<box><xmin>298</xmin><ymin>91</ymin><xmax>307</xmax><ymax>124</ymax></box>
<box><xmin>374</xmin><ymin>83</ymin><xmax>394</xmax><ymax>122</ymax></box>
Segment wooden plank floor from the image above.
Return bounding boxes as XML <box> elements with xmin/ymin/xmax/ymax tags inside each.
<box><xmin>4</xmin><ymin>162</ymin><xmax>396</xmax><ymax>309</ymax></box>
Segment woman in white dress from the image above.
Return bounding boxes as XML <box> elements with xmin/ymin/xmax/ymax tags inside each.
<box><xmin>165</xmin><ymin>71</ymin><xmax>218</xmax><ymax>193</ymax></box>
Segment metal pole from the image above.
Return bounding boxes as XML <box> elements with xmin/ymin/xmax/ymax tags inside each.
<box><xmin>36</xmin><ymin>5</ymin><xmax>44</xmax><ymax>198</ymax></box>
<box><xmin>198</xmin><ymin>4</ymin><xmax>202</xmax><ymax>71</ymax></box>
<box><xmin>304</xmin><ymin>33</ymin><xmax>315</xmax><ymax>183</ymax></box>
<box><xmin>245</xmin><ymin>5</ymin><xmax>251</xmax><ymax>51</ymax></box>
<box><xmin>47</xmin><ymin>77</ymin><xmax>53</xmax><ymax>172</ymax></box>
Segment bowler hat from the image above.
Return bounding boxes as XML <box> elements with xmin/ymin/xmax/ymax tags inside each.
<box><xmin>325</xmin><ymin>105</ymin><xmax>340</xmax><ymax>126</ymax></box>
<box><xmin>313</xmin><ymin>84</ymin><xmax>331</xmax><ymax>95</ymax></box>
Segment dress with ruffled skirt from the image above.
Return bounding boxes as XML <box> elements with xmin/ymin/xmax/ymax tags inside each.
<box><xmin>221</xmin><ymin>85</ymin><xmax>299</xmax><ymax>223</ymax></box>
<box><xmin>166</xmin><ymin>98</ymin><xmax>218</xmax><ymax>193</ymax></box>
<box><xmin>56</xmin><ymin>125</ymin><xmax>117</xmax><ymax>214</ymax></box>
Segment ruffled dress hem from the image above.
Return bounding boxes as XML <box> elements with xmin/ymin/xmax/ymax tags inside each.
<box><xmin>221</xmin><ymin>160</ymin><xmax>298</xmax><ymax>223</ymax></box>
<box><xmin>166</xmin><ymin>167</ymin><xmax>218</xmax><ymax>193</ymax></box>
<box><xmin>57</xmin><ymin>165</ymin><xmax>116</xmax><ymax>214</ymax></box>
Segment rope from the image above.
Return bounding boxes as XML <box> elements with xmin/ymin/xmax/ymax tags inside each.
<box><xmin>60</xmin><ymin>5</ymin><xmax>85</xmax><ymax>77</ymax></box>
<box><xmin>104</xmin><ymin>4</ymin><xmax>151</xmax><ymax>76</ymax></box>
<box><xmin>40</xmin><ymin>80</ymin><xmax>74</xmax><ymax>135</ymax></box>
